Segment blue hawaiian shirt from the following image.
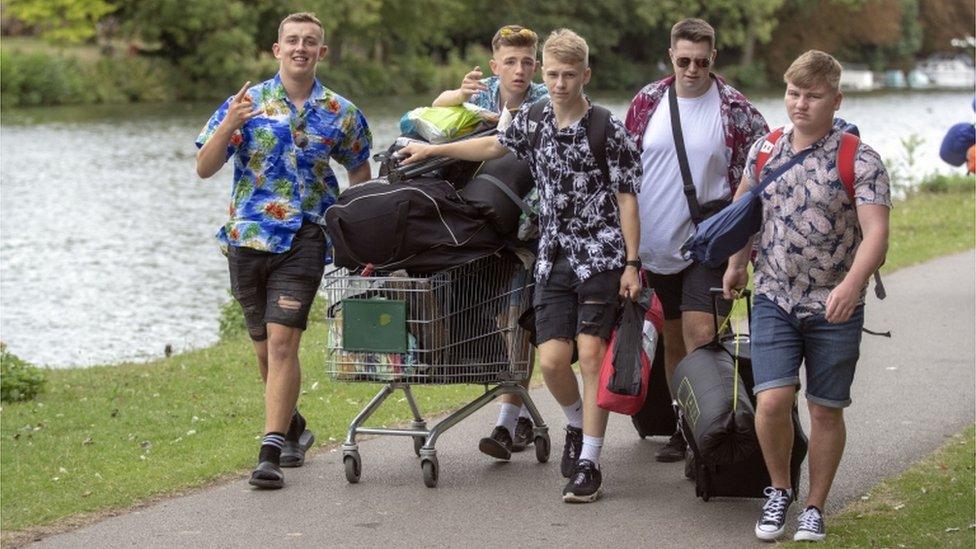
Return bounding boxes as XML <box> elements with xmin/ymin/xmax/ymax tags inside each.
<box><xmin>196</xmin><ymin>74</ymin><xmax>372</xmax><ymax>257</ymax></box>
<box><xmin>469</xmin><ymin>75</ymin><xmax>548</xmax><ymax>113</ymax></box>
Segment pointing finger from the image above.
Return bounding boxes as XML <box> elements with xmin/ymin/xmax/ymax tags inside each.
<box><xmin>234</xmin><ymin>81</ymin><xmax>251</xmax><ymax>102</ymax></box>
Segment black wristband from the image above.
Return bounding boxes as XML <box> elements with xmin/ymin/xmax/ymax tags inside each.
<box><xmin>625</xmin><ymin>259</ymin><xmax>641</xmax><ymax>268</ymax></box>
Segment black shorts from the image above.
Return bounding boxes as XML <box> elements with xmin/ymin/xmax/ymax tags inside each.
<box><xmin>533</xmin><ymin>255</ymin><xmax>622</xmax><ymax>344</ymax></box>
<box><xmin>227</xmin><ymin>222</ymin><xmax>326</xmax><ymax>341</ymax></box>
<box><xmin>644</xmin><ymin>262</ymin><xmax>730</xmax><ymax>321</ymax></box>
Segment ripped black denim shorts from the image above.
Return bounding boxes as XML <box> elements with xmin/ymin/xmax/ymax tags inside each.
<box><xmin>532</xmin><ymin>254</ymin><xmax>622</xmax><ymax>345</ymax></box>
<box><xmin>227</xmin><ymin>222</ymin><xmax>326</xmax><ymax>341</ymax></box>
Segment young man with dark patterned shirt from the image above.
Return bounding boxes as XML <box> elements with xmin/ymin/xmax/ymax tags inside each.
<box><xmin>398</xmin><ymin>29</ymin><xmax>642</xmax><ymax>503</ymax></box>
<box><xmin>196</xmin><ymin>12</ymin><xmax>372</xmax><ymax>490</ymax></box>
<box><xmin>624</xmin><ymin>18</ymin><xmax>768</xmax><ymax>462</ymax></box>
<box><xmin>723</xmin><ymin>50</ymin><xmax>891</xmax><ymax>542</ymax></box>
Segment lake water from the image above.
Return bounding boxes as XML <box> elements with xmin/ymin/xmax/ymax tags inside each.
<box><xmin>1</xmin><ymin>90</ymin><xmax>972</xmax><ymax>367</ymax></box>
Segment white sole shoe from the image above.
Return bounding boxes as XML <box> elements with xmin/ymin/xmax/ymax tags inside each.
<box><xmin>793</xmin><ymin>529</ymin><xmax>826</xmax><ymax>542</ymax></box>
<box><xmin>562</xmin><ymin>487</ymin><xmax>603</xmax><ymax>503</ymax></box>
<box><xmin>755</xmin><ymin>522</ymin><xmax>786</xmax><ymax>541</ymax></box>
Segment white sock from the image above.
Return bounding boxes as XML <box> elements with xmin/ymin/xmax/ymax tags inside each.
<box><xmin>561</xmin><ymin>399</ymin><xmax>583</xmax><ymax>429</ymax></box>
<box><xmin>495</xmin><ymin>403</ymin><xmax>520</xmax><ymax>435</ymax></box>
<box><xmin>518</xmin><ymin>405</ymin><xmax>531</xmax><ymax>419</ymax></box>
<box><xmin>580</xmin><ymin>434</ymin><xmax>604</xmax><ymax>468</ymax></box>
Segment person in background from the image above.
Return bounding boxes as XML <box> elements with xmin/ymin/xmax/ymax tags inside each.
<box><xmin>624</xmin><ymin>18</ymin><xmax>767</xmax><ymax>463</ymax></box>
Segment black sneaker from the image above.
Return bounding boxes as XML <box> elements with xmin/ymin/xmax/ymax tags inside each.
<box><xmin>511</xmin><ymin>417</ymin><xmax>534</xmax><ymax>453</ymax></box>
<box><xmin>560</xmin><ymin>425</ymin><xmax>583</xmax><ymax>478</ymax></box>
<box><xmin>248</xmin><ymin>461</ymin><xmax>284</xmax><ymax>489</ymax></box>
<box><xmin>478</xmin><ymin>426</ymin><xmax>513</xmax><ymax>460</ymax></box>
<box><xmin>562</xmin><ymin>459</ymin><xmax>603</xmax><ymax>503</ymax></box>
<box><xmin>755</xmin><ymin>487</ymin><xmax>794</xmax><ymax>541</ymax></box>
<box><xmin>793</xmin><ymin>506</ymin><xmax>826</xmax><ymax>542</ymax></box>
<box><xmin>655</xmin><ymin>430</ymin><xmax>687</xmax><ymax>462</ymax></box>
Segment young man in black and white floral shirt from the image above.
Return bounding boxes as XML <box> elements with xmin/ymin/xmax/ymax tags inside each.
<box><xmin>399</xmin><ymin>28</ymin><xmax>642</xmax><ymax>503</ymax></box>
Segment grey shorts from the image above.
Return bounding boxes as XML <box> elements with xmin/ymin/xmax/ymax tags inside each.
<box><xmin>533</xmin><ymin>255</ymin><xmax>622</xmax><ymax>344</ymax></box>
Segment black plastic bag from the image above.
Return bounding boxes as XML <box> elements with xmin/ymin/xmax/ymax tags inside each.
<box><xmin>607</xmin><ymin>289</ymin><xmax>650</xmax><ymax>396</ymax></box>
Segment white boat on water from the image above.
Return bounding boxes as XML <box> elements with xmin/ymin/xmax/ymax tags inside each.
<box><xmin>839</xmin><ymin>63</ymin><xmax>874</xmax><ymax>91</ymax></box>
<box><xmin>917</xmin><ymin>55</ymin><xmax>975</xmax><ymax>89</ymax></box>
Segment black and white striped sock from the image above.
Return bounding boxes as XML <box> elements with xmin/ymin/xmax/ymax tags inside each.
<box><xmin>258</xmin><ymin>432</ymin><xmax>286</xmax><ymax>465</ymax></box>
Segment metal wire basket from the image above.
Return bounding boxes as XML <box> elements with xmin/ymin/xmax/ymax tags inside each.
<box><xmin>322</xmin><ymin>254</ymin><xmax>532</xmax><ymax>385</ymax></box>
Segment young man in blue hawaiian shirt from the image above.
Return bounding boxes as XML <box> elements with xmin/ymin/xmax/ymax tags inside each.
<box><xmin>399</xmin><ymin>29</ymin><xmax>643</xmax><ymax>504</ymax></box>
<box><xmin>722</xmin><ymin>51</ymin><xmax>890</xmax><ymax>542</ymax></box>
<box><xmin>433</xmin><ymin>24</ymin><xmax>550</xmax><ymax>461</ymax></box>
<box><xmin>433</xmin><ymin>24</ymin><xmax>548</xmax><ymax>116</ymax></box>
<box><xmin>195</xmin><ymin>12</ymin><xmax>372</xmax><ymax>490</ymax></box>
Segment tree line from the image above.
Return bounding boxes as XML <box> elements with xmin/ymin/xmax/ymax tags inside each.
<box><xmin>2</xmin><ymin>0</ymin><xmax>973</xmax><ymax>102</ymax></box>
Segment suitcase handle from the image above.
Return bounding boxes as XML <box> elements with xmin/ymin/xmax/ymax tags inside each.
<box><xmin>709</xmin><ymin>287</ymin><xmax>751</xmax><ymax>342</ymax></box>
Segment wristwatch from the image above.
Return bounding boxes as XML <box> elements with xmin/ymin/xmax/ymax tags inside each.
<box><xmin>625</xmin><ymin>259</ymin><xmax>641</xmax><ymax>269</ymax></box>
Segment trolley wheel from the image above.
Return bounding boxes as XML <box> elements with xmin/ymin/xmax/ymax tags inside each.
<box><xmin>412</xmin><ymin>436</ymin><xmax>424</xmax><ymax>457</ymax></box>
<box><xmin>343</xmin><ymin>451</ymin><xmax>361</xmax><ymax>484</ymax></box>
<box><xmin>421</xmin><ymin>457</ymin><xmax>439</xmax><ymax>488</ymax></box>
<box><xmin>534</xmin><ymin>434</ymin><xmax>551</xmax><ymax>463</ymax></box>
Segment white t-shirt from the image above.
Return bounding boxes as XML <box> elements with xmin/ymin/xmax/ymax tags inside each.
<box><xmin>638</xmin><ymin>82</ymin><xmax>728</xmax><ymax>274</ymax></box>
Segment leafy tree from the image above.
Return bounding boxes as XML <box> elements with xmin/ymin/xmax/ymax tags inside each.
<box><xmin>5</xmin><ymin>0</ymin><xmax>116</xmax><ymax>44</ymax></box>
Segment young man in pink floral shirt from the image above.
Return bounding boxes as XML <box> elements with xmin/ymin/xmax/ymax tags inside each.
<box><xmin>624</xmin><ymin>18</ymin><xmax>767</xmax><ymax>462</ymax></box>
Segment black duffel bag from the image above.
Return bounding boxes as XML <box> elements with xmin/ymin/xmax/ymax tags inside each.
<box><xmin>325</xmin><ymin>177</ymin><xmax>504</xmax><ymax>273</ymax></box>
<box><xmin>458</xmin><ymin>152</ymin><xmax>535</xmax><ymax>236</ymax></box>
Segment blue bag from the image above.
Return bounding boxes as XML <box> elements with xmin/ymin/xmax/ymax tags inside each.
<box><xmin>681</xmin><ymin>147</ymin><xmax>814</xmax><ymax>268</ymax></box>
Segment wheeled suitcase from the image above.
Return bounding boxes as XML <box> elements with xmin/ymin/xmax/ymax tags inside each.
<box><xmin>631</xmin><ymin>340</ymin><xmax>676</xmax><ymax>437</ymax></box>
<box><xmin>682</xmin><ymin>289</ymin><xmax>808</xmax><ymax>501</ymax></box>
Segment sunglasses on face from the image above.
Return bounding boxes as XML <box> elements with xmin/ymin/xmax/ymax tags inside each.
<box><xmin>293</xmin><ymin>112</ymin><xmax>309</xmax><ymax>148</ymax></box>
<box><xmin>675</xmin><ymin>57</ymin><xmax>712</xmax><ymax>69</ymax></box>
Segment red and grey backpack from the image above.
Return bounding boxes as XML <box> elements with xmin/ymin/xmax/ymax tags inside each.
<box><xmin>755</xmin><ymin>127</ymin><xmax>860</xmax><ymax>200</ymax></box>
<box><xmin>754</xmin><ymin>126</ymin><xmax>887</xmax><ymax>304</ymax></box>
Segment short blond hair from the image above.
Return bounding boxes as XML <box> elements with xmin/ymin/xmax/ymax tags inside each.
<box><xmin>543</xmin><ymin>28</ymin><xmax>588</xmax><ymax>67</ymax></box>
<box><xmin>491</xmin><ymin>25</ymin><xmax>539</xmax><ymax>52</ymax></box>
<box><xmin>278</xmin><ymin>12</ymin><xmax>324</xmax><ymax>41</ymax></box>
<box><xmin>784</xmin><ymin>50</ymin><xmax>842</xmax><ymax>92</ymax></box>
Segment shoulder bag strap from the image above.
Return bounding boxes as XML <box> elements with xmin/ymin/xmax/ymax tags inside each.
<box><xmin>528</xmin><ymin>98</ymin><xmax>549</xmax><ymax>151</ymax></box>
<box><xmin>668</xmin><ymin>82</ymin><xmax>703</xmax><ymax>224</ymax></box>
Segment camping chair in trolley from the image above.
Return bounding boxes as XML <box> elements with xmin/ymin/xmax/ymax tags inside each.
<box><xmin>322</xmin><ymin>253</ymin><xmax>550</xmax><ymax>487</ymax></box>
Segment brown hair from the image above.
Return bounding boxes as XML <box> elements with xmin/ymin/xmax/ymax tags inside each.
<box><xmin>670</xmin><ymin>18</ymin><xmax>715</xmax><ymax>49</ymax></box>
<box><xmin>491</xmin><ymin>24</ymin><xmax>539</xmax><ymax>52</ymax></box>
<box><xmin>784</xmin><ymin>50</ymin><xmax>843</xmax><ymax>92</ymax></box>
<box><xmin>543</xmin><ymin>28</ymin><xmax>589</xmax><ymax>67</ymax></box>
<box><xmin>278</xmin><ymin>12</ymin><xmax>324</xmax><ymax>41</ymax></box>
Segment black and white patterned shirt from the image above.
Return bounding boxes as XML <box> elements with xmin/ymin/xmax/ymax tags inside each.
<box><xmin>499</xmin><ymin>100</ymin><xmax>642</xmax><ymax>282</ymax></box>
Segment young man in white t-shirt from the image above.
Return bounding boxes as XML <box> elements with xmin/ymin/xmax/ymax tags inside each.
<box><xmin>624</xmin><ymin>18</ymin><xmax>767</xmax><ymax>462</ymax></box>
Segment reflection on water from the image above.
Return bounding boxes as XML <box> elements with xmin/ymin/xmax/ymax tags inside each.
<box><xmin>0</xmin><ymin>91</ymin><xmax>971</xmax><ymax>367</ymax></box>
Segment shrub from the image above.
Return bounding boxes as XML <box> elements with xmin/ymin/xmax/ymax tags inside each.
<box><xmin>218</xmin><ymin>294</ymin><xmax>246</xmax><ymax>340</ymax></box>
<box><xmin>1</xmin><ymin>343</ymin><xmax>46</xmax><ymax>403</ymax></box>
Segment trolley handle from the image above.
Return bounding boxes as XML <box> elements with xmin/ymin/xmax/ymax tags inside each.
<box><xmin>709</xmin><ymin>287</ymin><xmax>751</xmax><ymax>341</ymax></box>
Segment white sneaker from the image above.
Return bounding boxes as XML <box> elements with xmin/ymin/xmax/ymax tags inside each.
<box><xmin>794</xmin><ymin>506</ymin><xmax>827</xmax><ymax>542</ymax></box>
<box><xmin>755</xmin><ymin>486</ymin><xmax>793</xmax><ymax>541</ymax></box>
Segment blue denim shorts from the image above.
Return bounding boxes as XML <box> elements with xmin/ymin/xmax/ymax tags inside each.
<box><xmin>750</xmin><ymin>294</ymin><xmax>864</xmax><ymax>408</ymax></box>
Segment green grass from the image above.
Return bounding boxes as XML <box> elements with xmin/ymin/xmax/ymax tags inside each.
<box><xmin>0</xmin><ymin>324</ymin><xmax>483</xmax><ymax>532</ymax></box>
<box><xmin>1</xmin><ymin>172</ymin><xmax>973</xmax><ymax>535</ymax></box>
<box><xmin>784</xmin><ymin>425</ymin><xmax>976</xmax><ymax>547</ymax></box>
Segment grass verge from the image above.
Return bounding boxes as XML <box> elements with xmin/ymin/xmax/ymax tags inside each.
<box><xmin>785</xmin><ymin>425</ymin><xmax>975</xmax><ymax>547</ymax></box>
<box><xmin>1</xmin><ymin>173</ymin><xmax>973</xmax><ymax>536</ymax></box>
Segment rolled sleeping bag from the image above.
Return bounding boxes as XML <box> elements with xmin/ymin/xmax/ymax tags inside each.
<box><xmin>458</xmin><ymin>152</ymin><xmax>534</xmax><ymax>235</ymax></box>
<box><xmin>671</xmin><ymin>344</ymin><xmax>758</xmax><ymax>466</ymax></box>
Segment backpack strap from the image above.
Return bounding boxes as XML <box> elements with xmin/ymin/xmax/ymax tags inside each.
<box><xmin>837</xmin><ymin>132</ymin><xmax>859</xmax><ymax>199</ymax></box>
<box><xmin>754</xmin><ymin>127</ymin><xmax>785</xmax><ymax>182</ymax></box>
<box><xmin>587</xmin><ymin>104</ymin><xmax>612</xmax><ymax>185</ymax></box>
<box><xmin>527</xmin><ymin>98</ymin><xmax>611</xmax><ymax>184</ymax></box>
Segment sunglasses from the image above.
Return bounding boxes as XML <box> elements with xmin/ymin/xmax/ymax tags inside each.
<box><xmin>499</xmin><ymin>26</ymin><xmax>536</xmax><ymax>39</ymax></box>
<box><xmin>675</xmin><ymin>57</ymin><xmax>712</xmax><ymax>69</ymax></box>
<box><xmin>293</xmin><ymin>111</ymin><xmax>309</xmax><ymax>148</ymax></box>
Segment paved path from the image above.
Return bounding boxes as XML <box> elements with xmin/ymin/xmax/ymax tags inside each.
<box><xmin>34</xmin><ymin>251</ymin><xmax>975</xmax><ymax>548</ymax></box>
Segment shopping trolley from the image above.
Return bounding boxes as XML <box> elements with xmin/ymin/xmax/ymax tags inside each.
<box><xmin>322</xmin><ymin>253</ymin><xmax>550</xmax><ymax>487</ymax></box>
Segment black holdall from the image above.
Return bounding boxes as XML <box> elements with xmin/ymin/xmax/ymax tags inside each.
<box><xmin>668</xmin><ymin>82</ymin><xmax>731</xmax><ymax>225</ymax></box>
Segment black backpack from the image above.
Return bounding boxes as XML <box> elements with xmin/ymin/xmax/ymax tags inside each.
<box><xmin>324</xmin><ymin>176</ymin><xmax>504</xmax><ymax>273</ymax></box>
